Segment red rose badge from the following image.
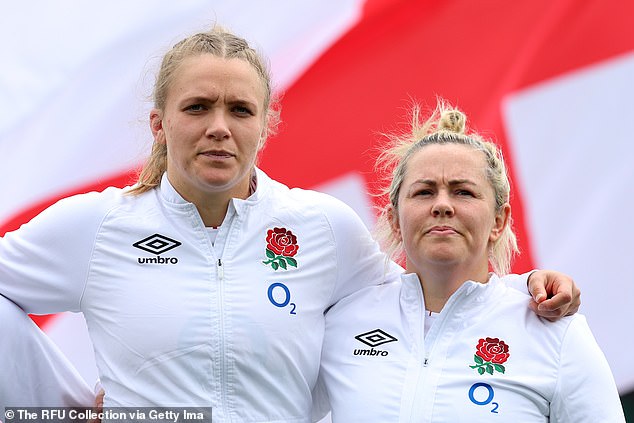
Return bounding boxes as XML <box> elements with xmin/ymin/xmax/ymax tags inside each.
<box><xmin>262</xmin><ymin>227</ymin><xmax>299</xmax><ymax>270</ymax></box>
<box><xmin>469</xmin><ymin>337</ymin><xmax>510</xmax><ymax>375</ymax></box>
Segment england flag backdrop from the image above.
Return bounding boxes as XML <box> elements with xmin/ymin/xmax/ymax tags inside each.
<box><xmin>1</xmin><ymin>0</ymin><xmax>633</xmax><ymax>410</ymax></box>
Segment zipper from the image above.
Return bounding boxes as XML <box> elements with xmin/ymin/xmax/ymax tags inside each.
<box><xmin>210</xmin><ymin>202</ymin><xmax>240</xmax><ymax>418</ymax></box>
<box><xmin>421</xmin><ymin>287</ymin><xmax>468</xmax><ymax>369</ymax></box>
<box><xmin>416</xmin><ymin>284</ymin><xmax>471</xmax><ymax>420</ymax></box>
<box><xmin>217</xmin><ymin>257</ymin><xmax>228</xmax><ymax>415</ymax></box>
<box><xmin>217</xmin><ymin>258</ymin><xmax>224</xmax><ymax>280</ymax></box>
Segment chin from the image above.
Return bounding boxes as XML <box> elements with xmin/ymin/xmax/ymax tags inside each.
<box><xmin>423</xmin><ymin>245</ymin><xmax>462</xmax><ymax>260</ymax></box>
<box><xmin>428</xmin><ymin>256</ymin><xmax>462</xmax><ymax>266</ymax></box>
<box><xmin>423</xmin><ymin>250</ymin><xmax>469</xmax><ymax>269</ymax></box>
<box><xmin>199</xmin><ymin>172</ymin><xmax>238</xmax><ymax>187</ymax></box>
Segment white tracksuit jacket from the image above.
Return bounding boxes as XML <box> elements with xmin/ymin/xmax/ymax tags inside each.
<box><xmin>0</xmin><ymin>295</ymin><xmax>94</xmax><ymax>412</ymax></box>
<box><xmin>316</xmin><ymin>273</ymin><xmax>625</xmax><ymax>422</ymax></box>
<box><xmin>0</xmin><ymin>168</ymin><xmax>402</xmax><ymax>422</ymax></box>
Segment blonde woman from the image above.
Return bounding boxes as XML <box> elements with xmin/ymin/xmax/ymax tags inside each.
<box><xmin>317</xmin><ymin>100</ymin><xmax>623</xmax><ymax>422</ymax></box>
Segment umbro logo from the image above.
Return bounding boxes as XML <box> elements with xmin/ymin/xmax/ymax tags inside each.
<box><xmin>133</xmin><ymin>233</ymin><xmax>181</xmax><ymax>265</ymax></box>
<box><xmin>355</xmin><ymin>329</ymin><xmax>398</xmax><ymax>347</ymax></box>
<box><xmin>133</xmin><ymin>233</ymin><xmax>181</xmax><ymax>255</ymax></box>
<box><xmin>353</xmin><ymin>329</ymin><xmax>398</xmax><ymax>357</ymax></box>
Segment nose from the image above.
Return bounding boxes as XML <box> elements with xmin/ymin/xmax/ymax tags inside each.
<box><xmin>205</xmin><ymin>111</ymin><xmax>231</xmax><ymax>140</ymax></box>
<box><xmin>431</xmin><ymin>192</ymin><xmax>454</xmax><ymax>217</ymax></box>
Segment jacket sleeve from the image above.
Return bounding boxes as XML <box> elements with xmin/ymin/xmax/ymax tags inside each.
<box><xmin>0</xmin><ymin>295</ymin><xmax>94</xmax><ymax>408</ymax></box>
<box><xmin>550</xmin><ymin>315</ymin><xmax>625</xmax><ymax>422</ymax></box>
<box><xmin>0</xmin><ymin>192</ymin><xmax>108</xmax><ymax>314</ymax></box>
<box><xmin>320</xmin><ymin>194</ymin><xmax>403</xmax><ymax>307</ymax></box>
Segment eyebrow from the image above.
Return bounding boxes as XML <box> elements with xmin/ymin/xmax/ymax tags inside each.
<box><xmin>413</xmin><ymin>179</ymin><xmax>477</xmax><ymax>187</ymax></box>
<box><xmin>181</xmin><ymin>95</ymin><xmax>257</xmax><ymax>105</ymax></box>
<box><xmin>180</xmin><ymin>95</ymin><xmax>216</xmax><ymax>105</ymax></box>
<box><xmin>179</xmin><ymin>96</ymin><xmax>260</xmax><ymax>113</ymax></box>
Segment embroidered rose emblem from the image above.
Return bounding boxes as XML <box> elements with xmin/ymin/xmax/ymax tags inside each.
<box><xmin>469</xmin><ymin>337</ymin><xmax>509</xmax><ymax>375</ymax></box>
<box><xmin>262</xmin><ymin>227</ymin><xmax>299</xmax><ymax>270</ymax></box>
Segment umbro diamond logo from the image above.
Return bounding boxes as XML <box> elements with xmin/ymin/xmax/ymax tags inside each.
<box><xmin>133</xmin><ymin>234</ymin><xmax>181</xmax><ymax>255</ymax></box>
<box><xmin>353</xmin><ymin>329</ymin><xmax>397</xmax><ymax>357</ymax></box>
<box><xmin>355</xmin><ymin>329</ymin><xmax>398</xmax><ymax>347</ymax></box>
<box><xmin>133</xmin><ymin>234</ymin><xmax>181</xmax><ymax>265</ymax></box>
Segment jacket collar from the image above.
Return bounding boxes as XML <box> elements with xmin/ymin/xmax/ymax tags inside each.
<box><xmin>159</xmin><ymin>172</ymin><xmax>188</xmax><ymax>205</ymax></box>
<box><xmin>399</xmin><ymin>272</ymin><xmax>504</xmax><ymax>311</ymax></box>
<box><xmin>157</xmin><ymin>167</ymin><xmax>274</xmax><ymax>215</ymax></box>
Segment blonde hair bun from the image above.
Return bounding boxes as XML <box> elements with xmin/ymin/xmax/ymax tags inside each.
<box><xmin>438</xmin><ymin>110</ymin><xmax>466</xmax><ymax>134</ymax></box>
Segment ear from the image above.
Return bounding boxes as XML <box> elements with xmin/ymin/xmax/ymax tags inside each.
<box><xmin>150</xmin><ymin>109</ymin><xmax>165</xmax><ymax>145</ymax></box>
<box><xmin>387</xmin><ymin>204</ymin><xmax>402</xmax><ymax>243</ymax></box>
<box><xmin>489</xmin><ymin>203</ymin><xmax>511</xmax><ymax>243</ymax></box>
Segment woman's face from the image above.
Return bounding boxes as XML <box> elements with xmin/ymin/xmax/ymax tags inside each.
<box><xmin>390</xmin><ymin>143</ymin><xmax>509</xmax><ymax>276</ymax></box>
<box><xmin>150</xmin><ymin>54</ymin><xmax>266</xmax><ymax>202</ymax></box>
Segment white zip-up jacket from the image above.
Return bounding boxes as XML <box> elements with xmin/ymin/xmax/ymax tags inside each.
<box><xmin>0</xmin><ymin>295</ymin><xmax>94</xmax><ymax>412</ymax></box>
<box><xmin>0</xmin><ymin>169</ymin><xmax>401</xmax><ymax>422</ymax></box>
<box><xmin>316</xmin><ymin>273</ymin><xmax>625</xmax><ymax>422</ymax></box>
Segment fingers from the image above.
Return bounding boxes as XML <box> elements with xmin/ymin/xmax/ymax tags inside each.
<box><xmin>528</xmin><ymin>297</ymin><xmax>568</xmax><ymax>322</ymax></box>
<box><xmin>87</xmin><ymin>389</ymin><xmax>105</xmax><ymax>423</ymax></box>
<box><xmin>526</xmin><ymin>271</ymin><xmax>548</xmax><ymax>304</ymax></box>
<box><xmin>537</xmin><ymin>290</ymin><xmax>573</xmax><ymax>312</ymax></box>
<box><xmin>539</xmin><ymin>294</ymin><xmax>571</xmax><ymax>319</ymax></box>
<box><xmin>565</xmin><ymin>283</ymin><xmax>581</xmax><ymax>316</ymax></box>
<box><xmin>527</xmin><ymin>269</ymin><xmax>581</xmax><ymax>321</ymax></box>
<box><xmin>537</xmin><ymin>274</ymin><xmax>580</xmax><ymax>316</ymax></box>
<box><xmin>528</xmin><ymin>300</ymin><xmax>558</xmax><ymax>322</ymax></box>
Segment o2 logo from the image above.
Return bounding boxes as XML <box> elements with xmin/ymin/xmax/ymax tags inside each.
<box><xmin>468</xmin><ymin>382</ymin><xmax>499</xmax><ymax>413</ymax></box>
<box><xmin>267</xmin><ymin>282</ymin><xmax>296</xmax><ymax>315</ymax></box>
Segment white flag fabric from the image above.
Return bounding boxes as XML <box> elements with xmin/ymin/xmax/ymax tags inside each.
<box><xmin>1</xmin><ymin>0</ymin><xmax>632</xmax><ymax>408</ymax></box>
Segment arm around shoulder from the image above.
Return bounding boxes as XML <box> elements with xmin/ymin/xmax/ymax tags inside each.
<box><xmin>504</xmin><ymin>270</ymin><xmax>581</xmax><ymax>321</ymax></box>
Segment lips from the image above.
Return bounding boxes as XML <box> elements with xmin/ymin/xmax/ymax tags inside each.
<box><xmin>199</xmin><ymin>150</ymin><xmax>234</xmax><ymax>159</ymax></box>
<box><xmin>426</xmin><ymin>225</ymin><xmax>459</xmax><ymax>235</ymax></box>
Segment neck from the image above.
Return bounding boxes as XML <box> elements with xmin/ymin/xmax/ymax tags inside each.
<box><xmin>195</xmin><ymin>180</ymin><xmax>251</xmax><ymax>227</ymax></box>
<box><xmin>166</xmin><ymin>174</ymin><xmax>252</xmax><ymax>228</ymax></box>
<box><xmin>195</xmin><ymin>196</ymin><xmax>234</xmax><ymax>228</ymax></box>
<box><xmin>408</xmin><ymin>259</ymin><xmax>490</xmax><ymax>313</ymax></box>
